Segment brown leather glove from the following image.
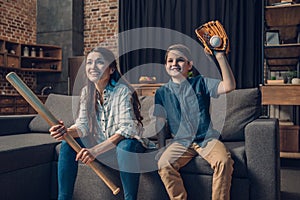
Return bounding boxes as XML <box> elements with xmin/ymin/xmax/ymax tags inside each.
<box><xmin>195</xmin><ymin>20</ymin><xmax>230</xmax><ymax>55</ymax></box>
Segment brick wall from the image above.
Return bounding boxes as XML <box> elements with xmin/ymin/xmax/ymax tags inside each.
<box><xmin>0</xmin><ymin>69</ymin><xmax>36</xmax><ymax>95</ymax></box>
<box><xmin>0</xmin><ymin>0</ymin><xmax>37</xmax><ymax>44</ymax></box>
<box><xmin>83</xmin><ymin>0</ymin><xmax>119</xmax><ymax>55</ymax></box>
<box><xmin>0</xmin><ymin>0</ymin><xmax>119</xmax><ymax>95</ymax></box>
<box><xmin>0</xmin><ymin>0</ymin><xmax>37</xmax><ymax>94</ymax></box>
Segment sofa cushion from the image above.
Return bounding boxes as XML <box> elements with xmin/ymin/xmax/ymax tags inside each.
<box><xmin>210</xmin><ymin>88</ymin><xmax>261</xmax><ymax>141</ymax></box>
<box><xmin>29</xmin><ymin>94</ymin><xmax>80</xmax><ymax>132</ymax></box>
<box><xmin>0</xmin><ymin>133</ymin><xmax>59</xmax><ymax>174</ymax></box>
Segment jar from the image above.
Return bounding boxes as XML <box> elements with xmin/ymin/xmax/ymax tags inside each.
<box><xmin>291</xmin><ymin>78</ymin><xmax>300</xmax><ymax>84</ymax></box>
<box><xmin>31</xmin><ymin>47</ymin><xmax>36</xmax><ymax>57</ymax></box>
<box><xmin>23</xmin><ymin>46</ymin><xmax>29</xmax><ymax>57</ymax></box>
<box><xmin>39</xmin><ymin>48</ymin><xmax>43</xmax><ymax>58</ymax></box>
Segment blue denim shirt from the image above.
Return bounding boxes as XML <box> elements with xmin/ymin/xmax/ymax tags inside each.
<box><xmin>154</xmin><ymin>75</ymin><xmax>221</xmax><ymax>147</ymax></box>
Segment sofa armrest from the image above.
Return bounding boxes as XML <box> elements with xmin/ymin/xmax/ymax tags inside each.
<box><xmin>0</xmin><ymin>114</ymin><xmax>36</xmax><ymax>136</ymax></box>
<box><xmin>245</xmin><ymin>118</ymin><xmax>280</xmax><ymax>200</ymax></box>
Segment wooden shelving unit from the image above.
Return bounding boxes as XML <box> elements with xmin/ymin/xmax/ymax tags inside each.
<box><xmin>263</xmin><ymin>1</ymin><xmax>300</xmax><ymax>155</ymax></box>
<box><xmin>0</xmin><ymin>38</ymin><xmax>62</xmax><ymax>73</ymax></box>
<box><xmin>20</xmin><ymin>43</ymin><xmax>62</xmax><ymax>72</ymax></box>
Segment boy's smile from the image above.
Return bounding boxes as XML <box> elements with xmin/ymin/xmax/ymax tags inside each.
<box><xmin>165</xmin><ymin>50</ymin><xmax>193</xmax><ymax>82</ymax></box>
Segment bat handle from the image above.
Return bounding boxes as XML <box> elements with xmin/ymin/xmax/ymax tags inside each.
<box><xmin>63</xmin><ymin>128</ymin><xmax>121</xmax><ymax>194</ymax></box>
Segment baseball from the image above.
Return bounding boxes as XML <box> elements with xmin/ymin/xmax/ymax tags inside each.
<box><xmin>210</xmin><ymin>35</ymin><xmax>222</xmax><ymax>48</ymax></box>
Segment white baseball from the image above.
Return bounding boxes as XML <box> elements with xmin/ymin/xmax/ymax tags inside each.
<box><xmin>210</xmin><ymin>35</ymin><xmax>222</xmax><ymax>48</ymax></box>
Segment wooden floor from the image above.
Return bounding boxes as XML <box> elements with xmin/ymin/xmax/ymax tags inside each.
<box><xmin>280</xmin><ymin>158</ymin><xmax>300</xmax><ymax>200</ymax></box>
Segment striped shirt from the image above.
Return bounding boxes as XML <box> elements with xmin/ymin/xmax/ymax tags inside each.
<box><xmin>74</xmin><ymin>80</ymin><xmax>156</xmax><ymax>149</ymax></box>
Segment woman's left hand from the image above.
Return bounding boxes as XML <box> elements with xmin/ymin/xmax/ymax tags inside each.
<box><xmin>76</xmin><ymin>148</ymin><xmax>96</xmax><ymax>164</ymax></box>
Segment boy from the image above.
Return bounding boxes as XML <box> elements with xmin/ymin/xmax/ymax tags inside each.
<box><xmin>154</xmin><ymin>44</ymin><xmax>236</xmax><ymax>200</ymax></box>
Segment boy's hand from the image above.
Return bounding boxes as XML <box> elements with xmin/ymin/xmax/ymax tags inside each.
<box><xmin>195</xmin><ymin>20</ymin><xmax>229</xmax><ymax>55</ymax></box>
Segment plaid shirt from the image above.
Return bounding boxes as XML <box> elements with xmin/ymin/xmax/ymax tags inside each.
<box><xmin>74</xmin><ymin>81</ymin><xmax>156</xmax><ymax>149</ymax></box>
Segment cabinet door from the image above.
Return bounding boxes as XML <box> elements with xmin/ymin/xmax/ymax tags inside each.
<box><xmin>68</xmin><ymin>56</ymin><xmax>85</xmax><ymax>95</ymax></box>
<box><xmin>0</xmin><ymin>96</ymin><xmax>15</xmax><ymax>115</ymax></box>
<box><xmin>7</xmin><ymin>55</ymin><xmax>20</xmax><ymax>68</ymax></box>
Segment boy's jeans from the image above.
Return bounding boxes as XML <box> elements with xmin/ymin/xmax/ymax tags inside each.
<box><xmin>57</xmin><ymin>138</ymin><xmax>145</xmax><ymax>200</ymax></box>
<box><xmin>158</xmin><ymin>139</ymin><xmax>234</xmax><ymax>200</ymax></box>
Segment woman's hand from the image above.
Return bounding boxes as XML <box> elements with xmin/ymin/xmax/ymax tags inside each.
<box><xmin>49</xmin><ymin>121</ymin><xmax>67</xmax><ymax>141</ymax></box>
<box><xmin>76</xmin><ymin>148</ymin><xmax>96</xmax><ymax>164</ymax></box>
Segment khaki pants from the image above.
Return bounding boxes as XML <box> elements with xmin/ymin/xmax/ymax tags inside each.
<box><xmin>158</xmin><ymin>139</ymin><xmax>234</xmax><ymax>200</ymax></box>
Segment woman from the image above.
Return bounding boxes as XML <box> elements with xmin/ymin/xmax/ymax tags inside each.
<box><xmin>49</xmin><ymin>47</ymin><xmax>154</xmax><ymax>200</ymax></box>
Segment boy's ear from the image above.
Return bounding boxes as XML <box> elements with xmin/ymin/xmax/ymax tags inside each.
<box><xmin>110</xmin><ymin>68</ymin><xmax>115</xmax><ymax>74</ymax></box>
<box><xmin>188</xmin><ymin>61</ymin><xmax>193</xmax><ymax>70</ymax></box>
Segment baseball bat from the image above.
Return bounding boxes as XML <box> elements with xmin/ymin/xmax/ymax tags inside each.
<box><xmin>6</xmin><ymin>72</ymin><xmax>120</xmax><ymax>195</ymax></box>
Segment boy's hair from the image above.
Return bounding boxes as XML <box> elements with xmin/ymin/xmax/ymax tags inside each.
<box><xmin>165</xmin><ymin>44</ymin><xmax>193</xmax><ymax>62</ymax></box>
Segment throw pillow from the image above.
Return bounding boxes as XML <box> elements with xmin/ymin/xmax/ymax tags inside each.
<box><xmin>210</xmin><ymin>88</ymin><xmax>261</xmax><ymax>141</ymax></box>
<box><xmin>29</xmin><ymin>94</ymin><xmax>80</xmax><ymax>132</ymax></box>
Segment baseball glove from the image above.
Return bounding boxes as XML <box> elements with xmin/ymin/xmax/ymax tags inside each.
<box><xmin>195</xmin><ymin>20</ymin><xmax>229</xmax><ymax>55</ymax></box>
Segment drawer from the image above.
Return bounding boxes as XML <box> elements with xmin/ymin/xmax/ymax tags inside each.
<box><xmin>28</xmin><ymin>106</ymin><xmax>37</xmax><ymax>114</ymax></box>
<box><xmin>0</xmin><ymin>107</ymin><xmax>15</xmax><ymax>114</ymax></box>
<box><xmin>140</xmin><ymin>88</ymin><xmax>157</xmax><ymax>96</ymax></box>
<box><xmin>0</xmin><ymin>97</ymin><xmax>14</xmax><ymax>105</ymax></box>
<box><xmin>280</xmin><ymin>125</ymin><xmax>300</xmax><ymax>152</ymax></box>
<box><xmin>16</xmin><ymin>97</ymin><xmax>28</xmax><ymax>105</ymax></box>
<box><xmin>16</xmin><ymin>106</ymin><xmax>29</xmax><ymax>114</ymax></box>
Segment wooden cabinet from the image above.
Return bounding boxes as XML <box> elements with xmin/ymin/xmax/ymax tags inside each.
<box><xmin>0</xmin><ymin>38</ymin><xmax>62</xmax><ymax>73</ymax></box>
<box><xmin>132</xmin><ymin>84</ymin><xmax>163</xmax><ymax>96</ymax></box>
<box><xmin>261</xmin><ymin>84</ymin><xmax>300</xmax><ymax>105</ymax></box>
<box><xmin>0</xmin><ymin>95</ymin><xmax>47</xmax><ymax>115</ymax></box>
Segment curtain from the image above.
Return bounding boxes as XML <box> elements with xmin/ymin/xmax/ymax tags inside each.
<box><xmin>118</xmin><ymin>0</ymin><xmax>263</xmax><ymax>88</ymax></box>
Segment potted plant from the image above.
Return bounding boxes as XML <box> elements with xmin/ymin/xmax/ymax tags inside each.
<box><xmin>286</xmin><ymin>70</ymin><xmax>300</xmax><ymax>84</ymax></box>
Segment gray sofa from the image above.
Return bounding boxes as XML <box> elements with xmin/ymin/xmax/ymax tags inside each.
<box><xmin>0</xmin><ymin>88</ymin><xmax>280</xmax><ymax>200</ymax></box>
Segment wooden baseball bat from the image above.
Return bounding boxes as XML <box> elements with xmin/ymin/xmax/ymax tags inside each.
<box><xmin>6</xmin><ymin>72</ymin><xmax>120</xmax><ymax>195</ymax></box>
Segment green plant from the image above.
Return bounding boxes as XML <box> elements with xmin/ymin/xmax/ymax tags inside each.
<box><xmin>287</xmin><ymin>70</ymin><xmax>297</xmax><ymax>78</ymax></box>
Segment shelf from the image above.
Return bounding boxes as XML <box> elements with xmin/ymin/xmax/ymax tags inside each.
<box><xmin>265</xmin><ymin>4</ymin><xmax>300</xmax><ymax>27</ymax></box>
<box><xmin>264</xmin><ymin>44</ymin><xmax>300</xmax><ymax>69</ymax></box>
<box><xmin>280</xmin><ymin>152</ymin><xmax>300</xmax><ymax>159</ymax></box>
<box><xmin>0</xmin><ymin>39</ymin><xmax>62</xmax><ymax>73</ymax></box>
<box><xmin>261</xmin><ymin>85</ymin><xmax>300</xmax><ymax>105</ymax></box>
<box><xmin>20</xmin><ymin>43</ymin><xmax>62</xmax><ymax>72</ymax></box>
<box><xmin>19</xmin><ymin>68</ymin><xmax>61</xmax><ymax>73</ymax></box>
<box><xmin>4</xmin><ymin>41</ymin><xmax>20</xmax><ymax>56</ymax></box>
<box><xmin>21</xmin><ymin>56</ymin><xmax>61</xmax><ymax>61</ymax></box>
<box><xmin>264</xmin><ymin>44</ymin><xmax>300</xmax><ymax>58</ymax></box>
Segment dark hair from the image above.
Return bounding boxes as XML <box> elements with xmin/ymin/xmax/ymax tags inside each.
<box><xmin>83</xmin><ymin>47</ymin><xmax>143</xmax><ymax>134</ymax></box>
